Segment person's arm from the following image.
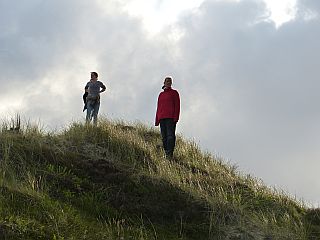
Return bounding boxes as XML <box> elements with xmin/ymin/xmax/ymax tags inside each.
<box><xmin>173</xmin><ymin>91</ymin><xmax>180</xmax><ymax>123</ymax></box>
<box><xmin>99</xmin><ymin>82</ymin><xmax>106</xmax><ymax>93</ymax></box>
<box><xmin>85</xmin><ymin>83</ymin><xmax>89</xmax><ymax>93</ymax></box>
<box><xmin>155</xmin><ymin>115</ymin><xmax>159</xmax><ymax>126</ymax></box>
<box><xmin>83</xmin><ymin>92</ymin><xmax>88</xmax><ymax>104</ymax></box>
<box><xmin>155</xmin><ymin>95</ymin><xmax>160</xmax><ymax>126</ymax></box>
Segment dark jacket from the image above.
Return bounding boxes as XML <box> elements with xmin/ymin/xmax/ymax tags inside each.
<box><xmin>82</xmin><ymin>92</ymin><xmax>88</xmax><ymax>111</ymax></box>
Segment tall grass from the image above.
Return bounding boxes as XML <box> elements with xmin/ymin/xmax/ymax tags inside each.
<box><xmin>0</xmin><ymin>117</ymin><xmax>319</xmax><ymax>239</ymax></box>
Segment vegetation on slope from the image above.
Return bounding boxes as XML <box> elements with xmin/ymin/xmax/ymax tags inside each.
<box><xmin>0</xmin><ymin>118</ymin><xmax>319</xmax><ymax>239</ymax></box>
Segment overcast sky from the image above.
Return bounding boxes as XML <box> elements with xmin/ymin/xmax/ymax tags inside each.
<box><xmin>1</xmin><ymin>0</ymin><xmax>319</xmax><ymax>206</ymax></box>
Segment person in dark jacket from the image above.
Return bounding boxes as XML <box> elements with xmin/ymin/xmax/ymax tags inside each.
<box><xmin>84</xmin><ymin>72</ymin><xmax>106</xmax><ymax>125</ymax></box>
<box><xmin>155</xmin><ymin>76</ymin><xmax>180</xmax><ymax>159</ymax></box>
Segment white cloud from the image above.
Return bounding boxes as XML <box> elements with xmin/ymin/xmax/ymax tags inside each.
<box><xmin>118</xmin><ymin>0</ymin><xmax>204</xmax><ymax>35</ymax></box>
<box><xmin>264</xmin><ymin>0</ymin><xmax>297</xmax><ymax>26</ymax></box>
<box><xmin>118</xmin><ymin>0</ymin><xmax>298</xmax><ymax>34</ymax></box>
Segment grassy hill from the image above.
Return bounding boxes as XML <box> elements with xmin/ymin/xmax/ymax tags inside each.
<box><xmin>0</xmin><ymin>118</ymin><xmax>319</xmax><ymax>239</ymax></box>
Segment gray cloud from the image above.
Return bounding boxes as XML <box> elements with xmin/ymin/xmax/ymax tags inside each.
<box><xmin>0</xmin><ymin>0</ymin><xmax>173</xmax><ymax>126</ymax></box>
<box><xmin>173</xmin><ymin>0</ymin><xmax>320</xmax><ymax>205</ymax></box>
<box><xmin>0</xmin><ymin>0</ymin><xmax>319</xmax><ymax>205</ymax></box>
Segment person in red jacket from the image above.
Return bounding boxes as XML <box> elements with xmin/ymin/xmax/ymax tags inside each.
<box><xmin>155</xmin><ymin>76</ymin><xmax>180</xmax><ymax>159</ymax></box>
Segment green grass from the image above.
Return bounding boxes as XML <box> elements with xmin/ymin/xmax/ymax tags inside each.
<box><xmin>0</xmin><ymin>117</ymin><xmax>319</xmax><ymax>239</ymax></box>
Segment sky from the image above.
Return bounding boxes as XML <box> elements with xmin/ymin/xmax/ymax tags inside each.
<box><xmin>1</xmin><ymin>0</ymin><xmax>320</xmax><ymax>206</ymax></box>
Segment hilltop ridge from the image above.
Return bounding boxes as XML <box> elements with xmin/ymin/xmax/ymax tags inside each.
<box><xmin>0</xmin><ymin>118</ymin><xmax>319</xmax><ymax>239</ymax></box>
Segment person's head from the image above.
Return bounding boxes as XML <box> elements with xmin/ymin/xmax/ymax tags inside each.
<box><xmin>163</xmin><ymin>76</ymin><xmax>172</xmax><ymax>89</ymax></box>
<box><xmin>91</xmin><ymin>72</ymin><xmax>98</xmax><ymax>80</ymax></box>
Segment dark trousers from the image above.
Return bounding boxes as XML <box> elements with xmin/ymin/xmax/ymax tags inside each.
<box><xmin>160</xmin><ymin>118</ymin><xmax>176</xmax><ymax>158</ymax></box>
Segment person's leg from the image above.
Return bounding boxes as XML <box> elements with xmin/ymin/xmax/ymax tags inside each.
<box><xmin>92</xmin><ymin>101</ymin><xmax>100</xmax><ymax>125</ymax></box>
<box><xmin>86</xmin><ymin>100</ymin><xmax>94</xmax><ymax>123</ymax></box>
<box><xmin>159</xmin><ymin>119</ymin><xmax>168</xmax><ymax>155</ymax></box>
<box><xmin>166</xmin><ymin>119</ymin><xmax>176</xmax><ymax>158</ymax></box>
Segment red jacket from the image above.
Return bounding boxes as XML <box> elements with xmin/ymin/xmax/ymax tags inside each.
<box><xmin>155</xmin><ymin>87</ymin><xmax>180</xmax><ymax>126</ymax></box>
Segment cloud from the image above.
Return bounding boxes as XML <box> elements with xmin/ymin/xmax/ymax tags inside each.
<box><xmin>0</xmin><ymin>0</ymin><xmax>173</xmax><ymax>126</ymax></box>
<box><xmin>172</xmin><ymin>0</ymin><xmax>320</xmax><ymax>205</ymax></box>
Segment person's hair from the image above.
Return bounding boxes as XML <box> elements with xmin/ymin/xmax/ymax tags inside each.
<box><xmin>91</xmin><ymin>72</ymin><xmax>98</xmax><ymax>78</ymax></box>
<box><xmin>165</xmin><ymin>76</ymin><xmax>172</xmax><ymax>82</ymax></box>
